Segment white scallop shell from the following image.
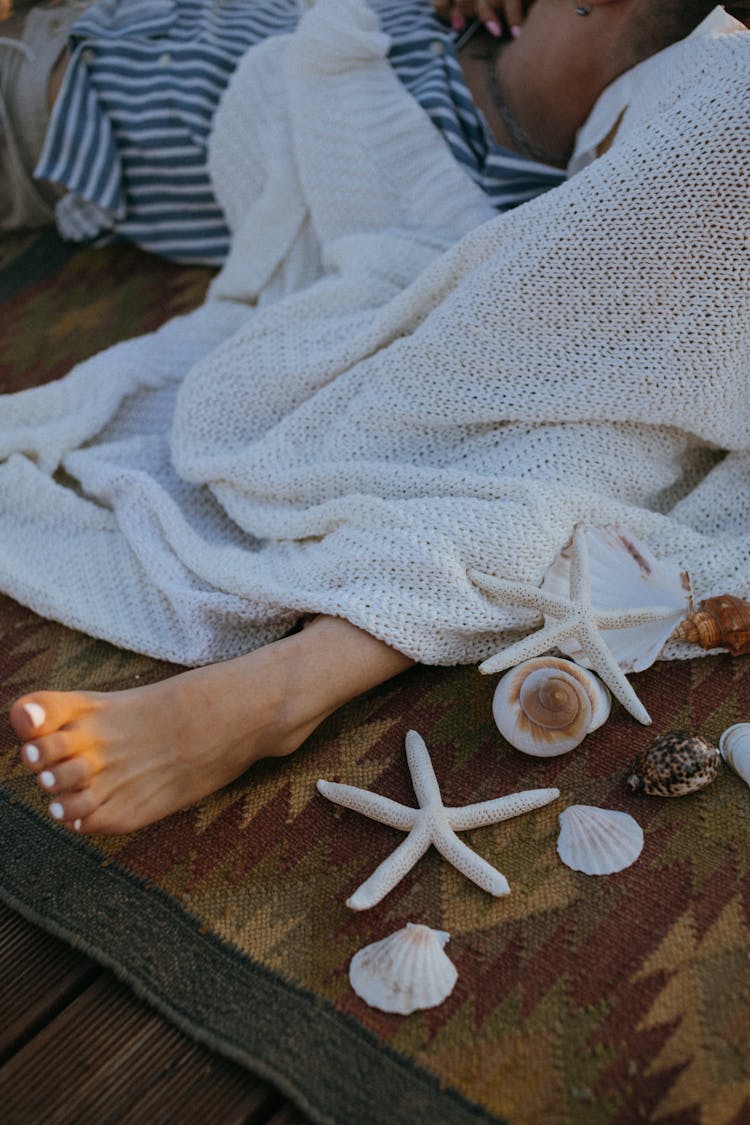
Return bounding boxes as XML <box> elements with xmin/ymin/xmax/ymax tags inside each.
<box><xmin>492</xmin><ymin>656</ymin><xmax>611</xmax><ymax>757</ymax></box>
<box><xmin>349</xmin><ymin>923</ymin><xmax>457</xmax><ymax>1014</ymax></box>
<box><xmin>542</xmin><ymin>526</ymin><xmax>692</xmax><ymax>674</ymax></box>
<box><xmin>719</xmin><ymin>723</ymin><xmax>750</xmax><ymax>786</ymax></box>
<box><xmin>557</xmin><ymin>805</ymin><xmax>644</xmax><ymax>875</ymax></box>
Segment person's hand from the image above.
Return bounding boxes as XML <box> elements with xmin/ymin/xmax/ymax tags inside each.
<box><xmin>432</xmin><ymin>0</ymin><xmax>528</xmax><ymax>39</ymax></box>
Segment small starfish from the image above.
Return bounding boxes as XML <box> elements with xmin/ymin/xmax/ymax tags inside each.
<box><xmin>317</xmin><ymin>730</ymin><xmax>559</xmax><ymax>910</ymax></box>
<box><xmin>469</xmin><ymin>524</ymin><xmax>679</xmax><ymax>725</ymax></box>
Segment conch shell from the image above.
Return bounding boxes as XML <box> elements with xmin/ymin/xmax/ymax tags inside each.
<box><xmin>492</xmin><ymin>656</ymin><xmax>611</xmax><ymax>757</ymax></box>
<box><xmin>719</xmin><ymin>723</ymin><xmax>750</xmax><ymax>787</ymax></box>
<box><xmin>672</xmin><ymin>594</ymin><xmax>750</xmax><ymax>655</ymax></box>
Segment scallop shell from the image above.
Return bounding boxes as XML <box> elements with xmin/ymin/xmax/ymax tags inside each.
<box><xmin>492</xmin><ymin>656</ymin><xmax>611</xmax><ymax>757</ymax></box>
<box><xmin>541</xmin><ymin>526</ymin><xmax>692</xmax><ymax>673</ymax></box>
<box><xmin>626</xmin><ymin>731</ymin><xmax>720</xmax><ymax>797</ymax></box>
<box><xmin>672</xmin><ymin>594</ymin><xmax>750</xmax><ymax>656</ymax></box>
<box><xmin>349</xmin><ymin>923</ymin><xmax>457</xmax><ymax>1014</ymax></box>
<box><xmin>719</xmin><ymin>723</ymin><xmax>750</xmax><ymax>786</ymax></box>
<box><xmin>557</xmin><ymin>805</ymin><xmax>644</xmax><ymax>875</ymax></box>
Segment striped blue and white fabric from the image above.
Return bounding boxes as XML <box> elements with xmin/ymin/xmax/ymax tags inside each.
<box><xmin>36</xmin><ymin>0</ymin><xmax>565</xmax><ymax>265</ymax></box>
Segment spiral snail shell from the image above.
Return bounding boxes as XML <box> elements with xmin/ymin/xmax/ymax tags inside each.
<box><xmin>492</xmin><ymin>656</ymin><xmax>611</xmax><ymax>757</ymax></box>
<box><xmin>673</xmin><ymin>594</ymin><xmax>750</xmax><ymax>655</ymax></box>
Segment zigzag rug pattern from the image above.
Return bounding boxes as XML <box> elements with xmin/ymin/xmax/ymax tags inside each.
<box><xmin>1</xmin><ymin>235</ymin><xmax>749</xmax><ymax>1124</ymax></box>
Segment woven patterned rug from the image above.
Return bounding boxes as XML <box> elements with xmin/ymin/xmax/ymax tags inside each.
<box><xmin>1</xmin><ymin>233</ymin><xmax>749</xmax><ymax>1125</ymax></box>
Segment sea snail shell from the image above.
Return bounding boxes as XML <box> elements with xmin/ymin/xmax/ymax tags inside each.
<box><xmin>492</xmin><ymin>656</ymin><xmax>611</xmax><ymax>757</ymax></box>
<box><xmin>673</xmin><ymin>594</ymin><xmax>750</xmax><ymax>656</ymax></box>
<box><xmin>719</xmin><ymin>723</ymin><xmax>750</xmax><ymax>787</ymax></box>
<box><xmin>626</xmin><ymin>731</ymin><xmax>720</xmax><ymax>797</ymax></box>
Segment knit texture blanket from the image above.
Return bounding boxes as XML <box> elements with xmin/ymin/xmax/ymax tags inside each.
<box><xmin>0</xmin><ymin>0</ymin><xmax>748</xmax><ymax>667</ymax></box>
<box><xmin>2</xmin><ymin>228</ymin><xmax>750</xmax><ymax>1125</ymax></box>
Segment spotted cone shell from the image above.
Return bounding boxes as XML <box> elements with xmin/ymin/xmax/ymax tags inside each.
<box><xmin>626</xmin><ymin>731</ymin><xmax>720</xmax><ymax>797</ymax></box>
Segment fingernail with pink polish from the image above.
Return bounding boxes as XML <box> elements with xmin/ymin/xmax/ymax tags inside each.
<box><xmin>510</xmin><ymin>23</ymin><xmax>522</xmax><ymax>38</ymax></box>
<box><xmin>487</xmin><ymin>19</ymin><xmax>502</xmax><ymax>37</ymax></box>
<box><xmin>24</xmin><ymin>744</ymin><xmax>40</xmax><ymax>765</ymax></box>
<box><xmin>49</xmin><ymin>802</ymin><xmax>64</xmax><ymax>821</ymax></box>
<box><xmin>23</xmin><ymin>702</ymin><xmax>46</xmax><ymax>730</ymax></box>
<box><xmin>451</xmin><ymin>13</ymin><xmax>465</xmax><ymax>30</ymax></box>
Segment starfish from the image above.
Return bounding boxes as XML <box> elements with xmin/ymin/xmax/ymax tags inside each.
<box><xmin>468</xmin><ymin>524</ymin><xmax>679</xmax><ymax>725</ymax></box>
<box><xmin>317</xmin><ymin>729</ymin><xmax>559</xmax><ymax>910</ymax></box>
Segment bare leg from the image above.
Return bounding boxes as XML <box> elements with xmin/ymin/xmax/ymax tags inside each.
<box><xmin>9</xmin><ymin>616</ymin><xmax>414</xmax><ymax>835</ymax></box>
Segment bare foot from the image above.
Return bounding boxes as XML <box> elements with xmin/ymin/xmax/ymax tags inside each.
<box><xmin>9</xmin><ymin>617</ymin><xmax>412</xmax><ymax>835</ymax></box>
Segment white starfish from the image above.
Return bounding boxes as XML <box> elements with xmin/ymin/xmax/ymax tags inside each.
<box><xmin>469</xmin><ymin>524</ymin><xmax>679</xmax><ymax>725</ymax></box>
<box><xmin>316</xmin><ymin>729</ymin><xmax>559</xmax><ymax>910</ymax></box>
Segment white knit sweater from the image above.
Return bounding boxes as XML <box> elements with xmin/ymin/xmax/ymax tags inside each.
<box><xmin>0</xmin><ymin>0</ymin><xmax>748</xmax><ymax>667</ymax></box>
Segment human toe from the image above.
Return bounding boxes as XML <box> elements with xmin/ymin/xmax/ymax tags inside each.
<box><xmin>36</xmin><ymin>754</ymin><xmax>94</xmax><ymax>793</ymax></box>
<box><xmin>10</xmin><ymin>691</ymin><xmax>92</xmax><ymax>740</ymax></box>
<box><xmin>48</xmin><ymin>786</ymin><xmax>101</xmax><ymax>824</ymax></box>
<box><xmin>20</xmin><ymin>730</ymin><xmax>88</xmax><ymax>773</ymax></box>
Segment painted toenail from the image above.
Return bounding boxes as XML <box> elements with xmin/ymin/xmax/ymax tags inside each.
<box><xmin>24</xmin><ymin>744</ymin><xmax>40</xmax><ymax>765</ymax></box>
<box><xmin>40</xmin><ymin>771</ymin><xmax>56</xmax><ymax>789</ymax></box>
<box><xmin>49</xmin><ymin>802</ymin><xmax>64</xmax><ymax>820</ymax></box>
<box><xmin>23</xmin><ymin>702</ymin><xmax>46</xmax><ymax>729</ymax></box>
<box><xmin>73</xmin><ymin>819</ymin><xmax>82</xmax><ymax>832</ymax></box>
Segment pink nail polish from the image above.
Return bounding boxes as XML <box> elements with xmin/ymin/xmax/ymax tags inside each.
<box><xmin>487</xmin><ymin>19</ymin><xmax>501</xmax><ymax>37</ymax></box>
<box><xmin>451</xmin><ymin>13</ymin><xmax>465</xmax><ymax>30</ymax></box>
<box><xmin>510</xmin><ymin>23</ymin><xmax>522</xmax><ymax>38</ymax></box>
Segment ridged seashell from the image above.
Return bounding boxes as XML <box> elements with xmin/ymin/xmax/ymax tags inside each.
<box><xmin>492</xmin><ymin>656</ymin><xmax>611</xmax><ymax>757</ymax></box>
<box><xmin>557</xmin><ymin>805</ymin><xmax>644</xmax><ymax>875</ymax></box>
<box><xmin>626</xmin><ymin>731</ymin><xmax>720</xmax><ymax>797</ymax></box>
<box><xmin>542</xmin><ymin>526</ymin><xmax>692</xmax><ymax>673</ymax></box>
<box><xmin>672</xmin><ymin>594</ymin><xmax>750</xmax><ymax>656</ymax></box>
<box><xmin>349</xmin><ymin>923</ymin><xmax>457</xmax><ymax>1015</ymax></box>
<box><xmin>718</xmin><ymin>723</ymin><xmax>750</xmax><ymax>787</ymax></box>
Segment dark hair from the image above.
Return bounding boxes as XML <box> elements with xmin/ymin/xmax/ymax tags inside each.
<box><xmin>630</xmin><ymin>2</ymin><xmax>750</xmax><ymax>61</ymax></box>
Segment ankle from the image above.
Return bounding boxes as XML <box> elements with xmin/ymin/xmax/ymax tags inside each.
<box><xmin>262</xmin><ymin>632</ymin><xmax>340</xmax><ymax>754</ymax></box>
<box><xmin>273</xmin><ymin>617</ymin><xmax>412</xmax><ymax>726</ymax></box>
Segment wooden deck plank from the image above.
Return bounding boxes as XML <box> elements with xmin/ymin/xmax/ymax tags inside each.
<box><xmin>0</xmin><ymin>973</ymin><xmax>284</xmax><ymax>1125</ymax></box>
<box><xmin>0</xmin><ymin>903</ymin><xmax>309</xmax><ymax>1124</ymax></box>
<box><xmin>0</xmin><ymin>900</ymin><xmax>98</xmax><ymax>1060</ymax></box>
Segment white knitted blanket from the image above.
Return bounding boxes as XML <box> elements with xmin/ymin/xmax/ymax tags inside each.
<box><xmin>0</xmin><ymin>0</ymin><xmax>748</xmax><ymax>668</ymax></box>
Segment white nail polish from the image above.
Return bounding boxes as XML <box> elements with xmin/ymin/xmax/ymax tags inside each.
<box><xmin>73</xmin><ymin>819</ymin><xmax>82</xmax><ymax>832</ymax></box>
<box><xmin>24</xmin><ymin>744</ymin><xmax>40</xmax><ymax>765</ymax></box>
<box><xmin>23</xmin><ymin>702</ymin><xmax>46</xmax><ymax>730</ymax></box>
<box><xmin>49</xmin><ymin>802</ymin><xmax>64</xmax><ymax>820</ymax></box>
<box><xmin>40</xmin><ymin>771</ymin><xmax>56</xmax><ymax>789</ymax></box>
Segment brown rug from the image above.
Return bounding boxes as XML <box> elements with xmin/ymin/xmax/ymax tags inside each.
<box><xmin>1</xmin><ymin>233</ymin><xmax>749</xmax><ymax>1124</ymax></box>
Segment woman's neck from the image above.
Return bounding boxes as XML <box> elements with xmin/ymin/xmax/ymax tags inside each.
<box><xmin>457</xmin><ymin>7</ymin><xmax>633</xmax><ymax>171</ymax></box>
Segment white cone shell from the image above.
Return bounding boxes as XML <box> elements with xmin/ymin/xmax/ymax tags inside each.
<box><xmin>719</xmin><ymin>723</ymin><xmax>750</xmax><ymax>786</ymax></box>
<box><xmin>557</xmin><ymin>804</ymin><xmax>644</xmax><ymax>875</ymax></box>
<box><xmin>541</xmin><ymin>526</ymin><xmax>692</xmax><ymax>673</ymax></box>
<box><xmin>492</xmin><ymin>656</ymin><xmax>611</xmax><ymax>757</ymax></box>
<box><xmin>349</xmin><ymin>923</ymin><xmax>457</xmax><ymax>1014</ymax></box>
